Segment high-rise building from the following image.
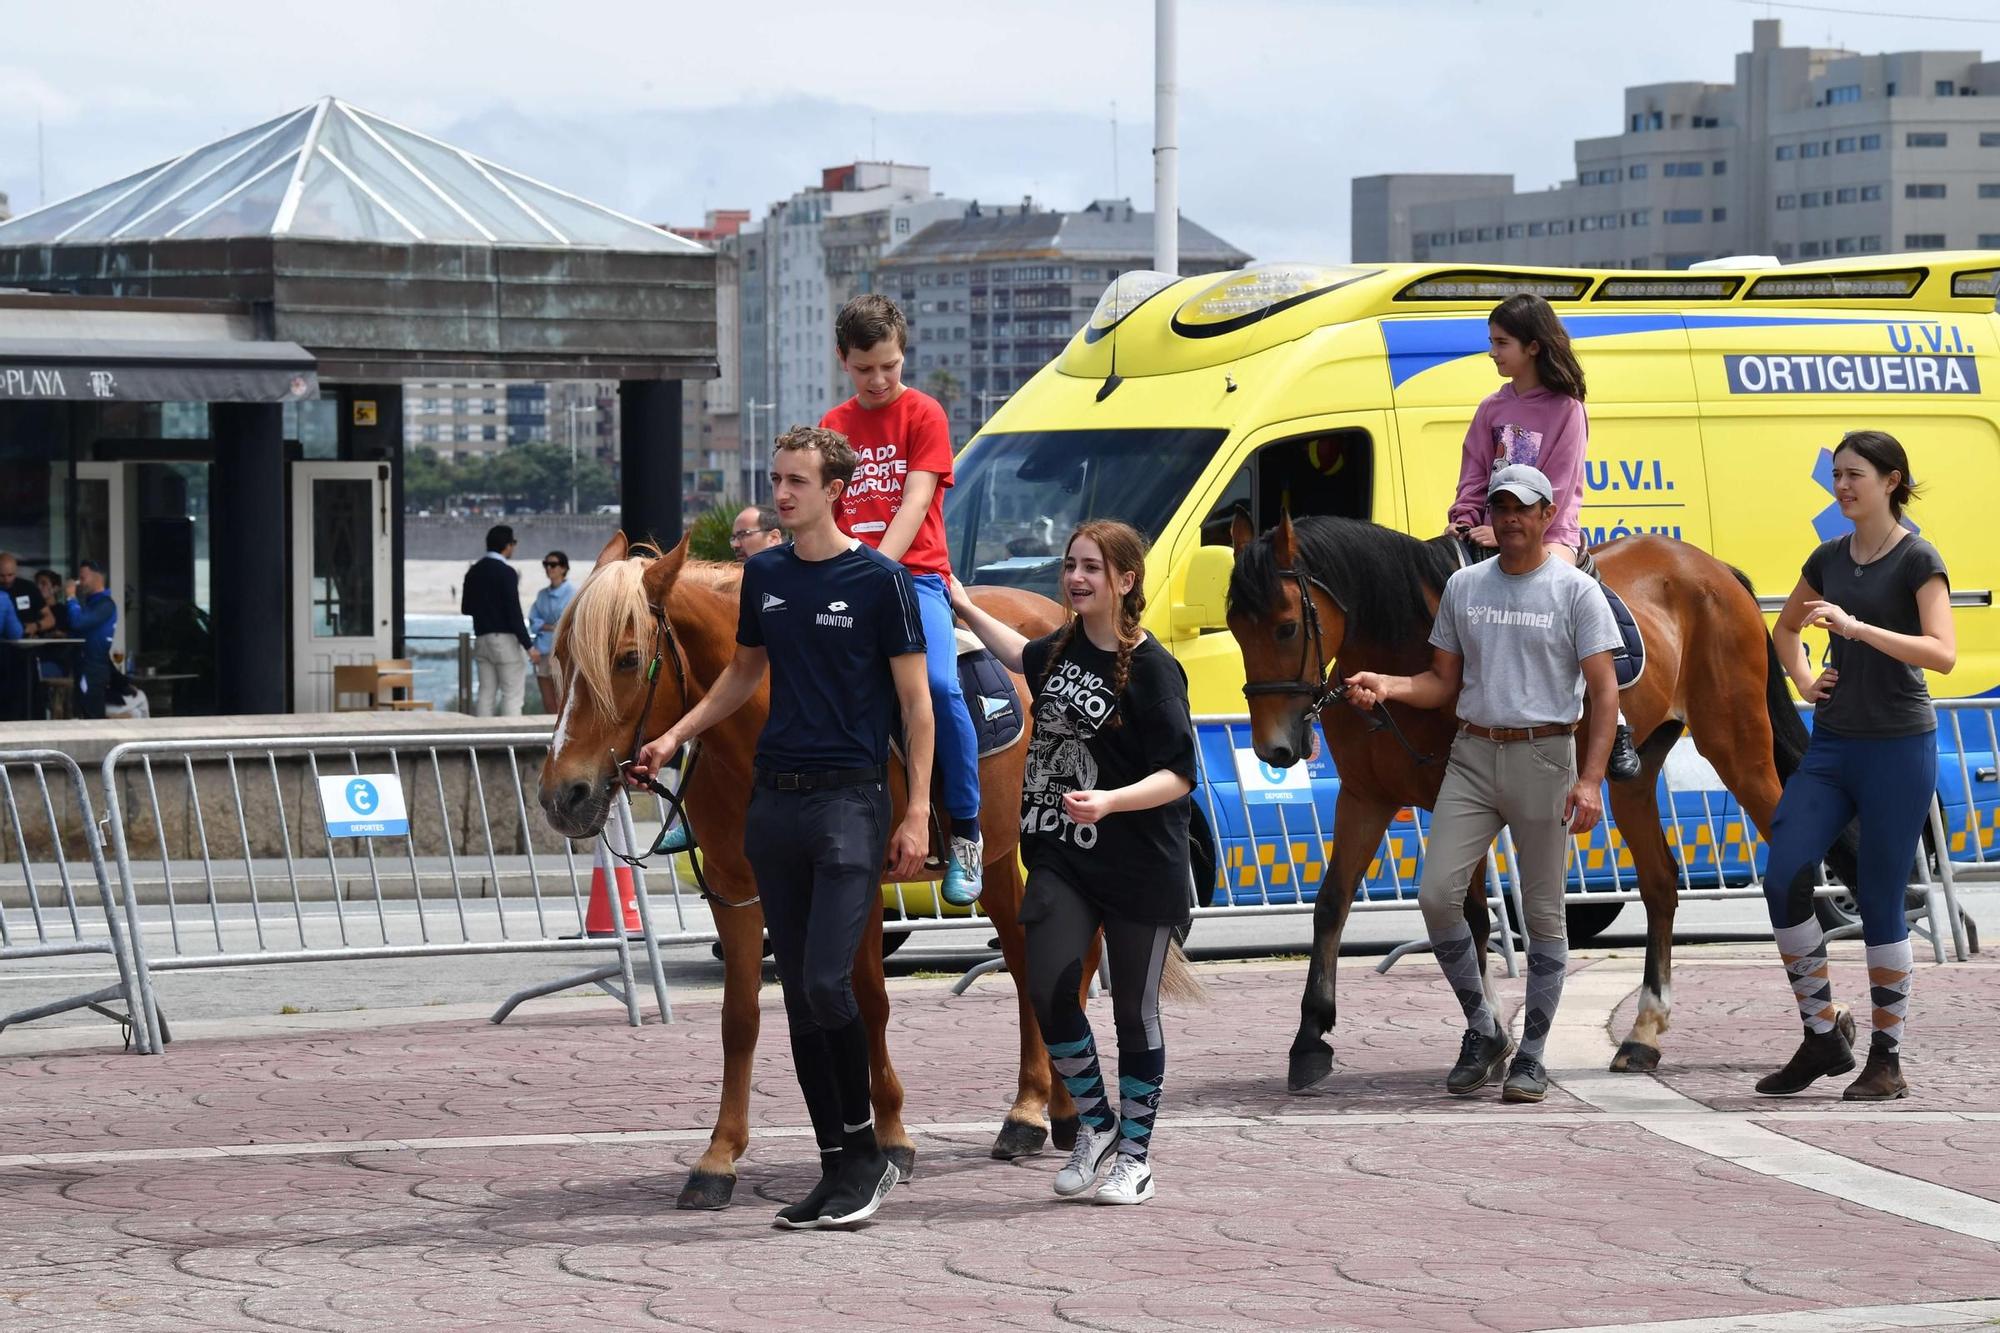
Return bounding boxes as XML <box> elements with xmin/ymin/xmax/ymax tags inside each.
<box><xmin>1353</xmin><ymin>19</ymin><xmax>2000</xmax><ymax>269</ymax></box>
<box><xmin>671</xmin><ymin>209</ymin><xmax>751</xmax><ymax>509</ymax></box>
<box><xmin>876</xmin><ymin>198</ymin><xmax>1251</xmax><ymax>442</ymax></box>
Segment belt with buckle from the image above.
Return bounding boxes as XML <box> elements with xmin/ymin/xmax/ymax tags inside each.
<box><xmin>1457</xmin><ymin>721</ymin><xmax>1578</xmax><ymax>743</ymax></box>
<box><xmin>754</xmin><ymin>765</ymin><xmax>886</xmax><ymax>792</ymax></box>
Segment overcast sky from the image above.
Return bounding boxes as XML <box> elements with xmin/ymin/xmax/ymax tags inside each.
<box><xmin>3</xmin><ymin>0</ymin><xmax>1994</xmax><ymax>262</ymax></box>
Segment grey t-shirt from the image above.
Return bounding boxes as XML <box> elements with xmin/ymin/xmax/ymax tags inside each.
<box><xmin>1430</xmin><ymin>557</ymin><xmax>1622</xmax><ymax>728</ymax></box>
<box><xmin>1802</xmin><ymin>532</ymin><xmax>1948</xmax><ymax>737</ymax></box>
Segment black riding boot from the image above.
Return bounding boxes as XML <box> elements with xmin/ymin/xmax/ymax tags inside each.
<box><xmin>1607</xmin><ymin>722</ymin><xmax>1642</xmax><ymax>782</ymax></box>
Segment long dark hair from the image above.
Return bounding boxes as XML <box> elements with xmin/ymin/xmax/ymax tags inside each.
<box><xmin>1037</xmin><ymin>520</ymin><xmax>1150</xmax><ymax>728</ymax></box>
<box><xmin>1490</xmin><ymin>293</ymin><xmax>1586</xmax><ymax>402</ymax></box>
<box><xmin>1834</xmin><ymin>429</ymin><xmax>1920</xmax><ymax>518</ymax></box>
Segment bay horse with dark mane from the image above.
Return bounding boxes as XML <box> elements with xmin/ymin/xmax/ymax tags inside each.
<box><xmin>1225</xmin><ymin>512</ymin><xmax>1848</xmax><ymax>1090</ymax></box>
<box><xmin>539</xmin><ymin>531</ymin><xmax>1070</xmax><ymax>1208</ymax></box>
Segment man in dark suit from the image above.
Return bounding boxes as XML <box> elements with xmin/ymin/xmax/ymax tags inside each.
<box><xmin>461</xmin><ymin>525</ymin><xmax>531</xmax><ymax>716</ymax></box>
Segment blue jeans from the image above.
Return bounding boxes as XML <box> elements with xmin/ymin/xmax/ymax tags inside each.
<box><xmin>1761</xmin><ymin>727</ymin><xmax>1936</xmax><ymax>944</ymax></box>
<box><xmin>910</xmin><ymin>573</ymin><xmax>981</xmax><ymax>823</ymax></box>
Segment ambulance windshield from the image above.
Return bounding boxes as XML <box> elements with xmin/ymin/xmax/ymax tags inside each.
<box><xmin>944</xmin><ymin>428</ymin><xmax>1226</xmax><ymax>597</ymax></box>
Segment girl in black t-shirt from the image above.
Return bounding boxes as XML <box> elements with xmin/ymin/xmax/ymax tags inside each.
<box><xmin>951</xmin><ymin>520</ymin><xmax>1197</xmax><ymax>1206</ymax></box>
<box><xmin>1758</xmin><ymin>431</ymin><xmax>1955</xmax><ymax>1103</ymax></box>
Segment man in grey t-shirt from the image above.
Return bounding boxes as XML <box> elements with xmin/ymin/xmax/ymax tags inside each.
<box><xmin>1348</xmin><ymin>464</ymin><xmax>1620</xmax><ymax>1103</ymax></box>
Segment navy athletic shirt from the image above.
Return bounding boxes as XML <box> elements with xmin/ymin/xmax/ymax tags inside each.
<box><xmin>737</xmin><ymin>541</ymin><xmax>926</xmax><ymax>773</ymax></box>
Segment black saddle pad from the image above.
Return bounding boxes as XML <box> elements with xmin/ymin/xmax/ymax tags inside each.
<box><xmin>1603</xmin><ymin>584</ymin><xmax>1644</xmax><ymax>690</ymax></box>
<box><xmin>959</xmin><ymin>645</ymin><xmax>1026</xmax><ymax>758</ymax></box>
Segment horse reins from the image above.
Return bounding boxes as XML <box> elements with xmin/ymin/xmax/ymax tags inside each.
<box><xmin>599</xmin><ymin>577</ymin><xmax>756</xmax><ymax>910</ymax></box>
<box><xmin>1241</xmin><ymin>565</ymin><xmax>1437</xmax><ymax>767</ymax></box>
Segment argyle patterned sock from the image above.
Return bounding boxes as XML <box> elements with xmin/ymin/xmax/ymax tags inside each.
<box><xmin>1430</xmin><ymin>920</ymin><xmax>1502</xmax><ymax>1040</ymax></box>
<box><xmin>1517</xmin><ymin>938</ymin><xmax>1568</xmax><ymax>1062</ymax></box>
<box><xmin>1865</xmin><ymin>937</ymin><xmax>1913</xmax><ymax>1053</ymax></box>
<box><xmin>1046</xmin><ymin>1022</ymin><xmax>1113</xmax><ymax>1133</ymax></box>
<box><xmin>1115</xmin><ymin>1043</ymin><xmax>1165</xmax><ymax>1162</ymax></box>
<box><xmin>1774</xmin><ymin>918</ymin><xmax>1839</xmax><ymax>1035</ymax></box>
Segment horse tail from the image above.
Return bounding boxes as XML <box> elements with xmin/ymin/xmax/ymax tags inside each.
<box><xmin>1159</xmin><ymin>937</ymin><xmax>1209</xmax><ymax>1004</ymax></box>
<box><xmin>1727</xmin><ymin>564</ymin><xmax>1863</xmax><ymax>888</ymax></box>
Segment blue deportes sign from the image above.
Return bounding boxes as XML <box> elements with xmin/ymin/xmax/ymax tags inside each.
<box><xmin>1233</xmin><ymin>748</ymin><xmax>1315</xmax><ymax>805</ymax></box>
<box><xmin>1724</xmin><ymin>353</ymin><xmax>1979</xmax><ymax>395</ymax></box>
<box><xmin>316</xmin><ymin>773</ymin><xmax>410</xmax><ymax>838</ymax></box>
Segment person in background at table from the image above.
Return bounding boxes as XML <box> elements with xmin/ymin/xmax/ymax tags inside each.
<box><xmin>64</xmin><ymin>560</ymin><xmax>118</xmax><ymax>721</ymax></box>
<box><xmin>461</xmin><ymin>524</ymin><xmax>531</xmax><ymax>717</ymax></box>
<box><xmin>528</xmin><ymin>550</ymin><xmax>579</xmax><ymax>714</ymax></box>
<box><xmin>730</xmin><ymin>505</ymin><xmax>785</xmax><ymax>559</ymax></box>
<box><xmin>35</xmin><ymin>570</ymin><xmax>69</xmax><ymax>636</ymax></box>
<box><xmin>0</xmin><ymin>554</ymin><xmax>29</xmax><ymax>721</ymax></box>
<box><xmin>0</xmin><ymin>552</ymin><xmax>54</xmax><ymax>638</ymax></box>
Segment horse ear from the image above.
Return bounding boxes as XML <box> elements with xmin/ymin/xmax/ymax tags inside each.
<box><xmin>1273</xmin><ymin>508</ymin><xmax>1297</xmax><ymax>568</ymax></box>
<box><xmin>594</xmin><ymin>530</ymin><xmax>630</xmax><ymax>567</ymax></box>
<box><xmin>1229</xmin><ymin>507</ymin><xmax>1255</xmax><ymax>553</ymax></box>
<box><xmin>640</xmin><ymin>532</ymin><xmax>692</xmax><ymax>603</ymax></box>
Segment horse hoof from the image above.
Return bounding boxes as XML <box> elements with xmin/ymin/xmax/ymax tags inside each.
<box><xmin>676</xmin><ymin>1170</ymin><xmax>736</xmax><ymax>1211</ymax></box>
<box><xmin>989</xmin><ymin>1117</ymin><xmax>1049</xmax><ymax>1161</ymax></box>
<box><xmin>1287</xmin><ymin>1042</ymin><xmax>1335</xmax><ymax>1092</ymax></box>
<box><xmin>1049</xmin><ymin>1115</ymin><xmax>1081</xmax><ymax>1152</ymax></box>
<box><xmin>883</xmin><ymin>1144</ymin><xmax>917</xmax><ymax>1184</ymax></box>
<box><xmin>1610</xmin><ymin>1041</ymin><xmax>1661</xmax><ymax>1073</ymax></box>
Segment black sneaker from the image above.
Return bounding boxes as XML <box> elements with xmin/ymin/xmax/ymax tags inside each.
<box><xmin>1501</xmin><ymin>1054</ymin><xmax>1549</xmax><ymax>1103</ymax></box>
<box><xmin>1607</xmin><ymin>723</ymin><xmax>1642</xmax><ymax>783</ymax></box>
<box><xmin>1755</xmin><ymin>1025</ymin><xmax>1856</xmax><ymax>1096</ymax></box>
<box><xmin>1446</xmin><ymin>1028</ymin><xmax>1514</xmax><ymax>1096</ymax></box>
<box><xmin>815</xmin><ymin>1154</ymin><xmax>898</xmax><ymax>1230</ymax></box>
<box><xmin>771</xmin><ymin>1163</ymin><xmax>841</xmax><ymax>1231</ymax></box>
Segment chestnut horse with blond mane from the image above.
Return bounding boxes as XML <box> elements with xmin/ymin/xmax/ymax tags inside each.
<box><xmin>539</xmin><ymin>531</ymin><xmax>1070</xmax><ymax>1209</ymax></box>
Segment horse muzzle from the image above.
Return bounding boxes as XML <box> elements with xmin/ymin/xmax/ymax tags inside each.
<box><xmin>540</xmin><ymin>777</ymin><xmax>611</xmax><ymax>838</ymax></box>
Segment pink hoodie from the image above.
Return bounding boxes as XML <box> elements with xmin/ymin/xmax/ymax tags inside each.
<box><xmin>1447</xmin><ymin>384</ymin><xmax>1589</xmax><ymax>548</ymax></box>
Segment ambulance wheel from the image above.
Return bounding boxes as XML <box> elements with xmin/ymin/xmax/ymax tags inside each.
<box><xmin>1564</xmin><ymin>900</ymin><xmax>1624</xmax><ymax>945</ymax></box>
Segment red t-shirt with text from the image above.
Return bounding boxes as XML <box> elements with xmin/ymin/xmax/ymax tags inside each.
<box><xmin>820</xmin><ymin>387</ymin><xmax>955</xmax><ymax>577</ymax></box>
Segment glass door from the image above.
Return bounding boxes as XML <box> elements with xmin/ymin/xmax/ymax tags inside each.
<box><xmin>291</xmin><ymin>461</ymin><xmax>393</xmax><ymax>712</ymax></box>
<box><xmin>49</xmin><ymin>463</ymin><xmax>129</xmax><ymax>662</ymax></box>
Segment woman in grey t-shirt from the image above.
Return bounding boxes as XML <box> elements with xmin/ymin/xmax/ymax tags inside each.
<box><xmin>1757</xmin><ymin>430</ymin><xmax>1955</xmax><ymax>1103</ymax></box>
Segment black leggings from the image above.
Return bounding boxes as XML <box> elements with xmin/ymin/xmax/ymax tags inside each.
<box><xmin>1022</xmin><ymin>868</ymin><xmax>1173</xmax><ymax>1051</ymax></box>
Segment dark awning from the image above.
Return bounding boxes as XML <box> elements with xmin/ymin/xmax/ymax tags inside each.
<box><xmin>0</xmin><ymin>337</ymin><xmax>318</xmax><ymax>403</ymax></box>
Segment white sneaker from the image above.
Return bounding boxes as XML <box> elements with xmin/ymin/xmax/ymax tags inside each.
<box><xmin>1094</xmin><ymin>1154</ymin><xmax>1154</xmax><ymax>1205</ymax></box>
<box><xmin>941</xmin><ymin>833</ymin><xmax>985</xmax><ymax>906</ymax></box>
<box><xmin>1052</xmin><ymin>1120</ymin><xmax>1119</xmax><ymax>1197</ymax></box>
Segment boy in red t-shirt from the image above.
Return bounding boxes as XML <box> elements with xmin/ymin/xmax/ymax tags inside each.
<box><xmin>821</xmin><ymin>294</ymin><xmax>983</xmax><ymax>904</ymax></box>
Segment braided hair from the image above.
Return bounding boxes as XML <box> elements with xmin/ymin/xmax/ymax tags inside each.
<box><xmin>1036</xmin><ymin>519</ymin><xmax>1150</xmax><ymax>729</ymax></box>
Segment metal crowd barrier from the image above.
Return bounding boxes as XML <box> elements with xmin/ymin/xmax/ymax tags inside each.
<box><xmin>1185</xmin><ymin>711</ymin><xmax>1977</xmax><ymax>968</ymax></box>
<box><xmin>96</xmin><ymin>732</ymin><xmax>722</xmax><ymax>1052</ymax></box>
<box><xmin>0</xmin><ymin>750</ymin><xmax>153</xmax><ymax>1050</ymax></box>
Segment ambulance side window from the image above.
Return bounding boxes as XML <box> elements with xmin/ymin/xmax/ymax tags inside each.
<box><xmin>1199</xmin><ymin>429</ymin><xmax>1373</xmax><ymax>545</ymax></box>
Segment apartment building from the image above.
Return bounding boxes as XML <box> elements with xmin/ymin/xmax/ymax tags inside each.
<box><xmin>1353</xmin><ymin>19</ymin><xmax>2000</xmax><ymax>268</ymax></box>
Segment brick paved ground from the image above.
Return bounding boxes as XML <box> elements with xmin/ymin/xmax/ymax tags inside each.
<box><xmin>2</xmin><ymin>946</ymin><xmax>1996</xmax><ymax>1331</ymax></box>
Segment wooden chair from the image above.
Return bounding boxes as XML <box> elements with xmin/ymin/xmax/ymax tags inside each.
<box><xmin>373</xmin><ymin>659</ymin><xmax>432</xmax><ymax>711</ymax></box>
<box><xmin>332</xmin><ymin>664</ymin><xmax>380</xmax><ymax>711</ymax></box>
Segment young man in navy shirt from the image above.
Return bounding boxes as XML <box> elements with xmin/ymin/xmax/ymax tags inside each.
<box><xmin>631</xmin><ymin>425</ymin><xmax>933</xmax><ymax>1230</ymax></box>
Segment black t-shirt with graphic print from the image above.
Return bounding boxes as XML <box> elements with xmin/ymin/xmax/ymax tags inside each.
<box><xmin>1018</xmin><ymin>628</ymin><xmax>1198</xmax><ymax>925</ymax></box>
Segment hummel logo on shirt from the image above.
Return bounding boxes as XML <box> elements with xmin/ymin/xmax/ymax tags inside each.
<box><xmin>762</xmin><ymin>593</ymin><xmax>787</xmax><ymax>611</ymax></box>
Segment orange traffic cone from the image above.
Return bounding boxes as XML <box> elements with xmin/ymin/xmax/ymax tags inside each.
<box><xmin>583</xmin><ymin>837</ymin><xmax>642</xmax><ymax>936</ymax></box>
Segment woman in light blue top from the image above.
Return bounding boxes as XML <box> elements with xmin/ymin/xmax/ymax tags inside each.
<box><xmin>528</xmin><ymin>550</ymin><xmax>578</xmax><ymax>714</ymax></box>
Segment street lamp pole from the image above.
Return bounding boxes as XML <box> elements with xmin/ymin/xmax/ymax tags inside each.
<box><xmin>745</xmin><ymin>399</ymin><xmax>775</xmax><ymax>503</ymax></box>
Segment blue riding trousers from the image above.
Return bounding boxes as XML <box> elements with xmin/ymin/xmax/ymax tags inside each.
<box><xmin>909</xmin><ymin>572</ymin><xmax>982</xmax><ymax>823</ymax></box>
<box><xmin>1761</xmin><ymin>727</ymin><xmax>1936</xmax><ymax>945</ymax></box>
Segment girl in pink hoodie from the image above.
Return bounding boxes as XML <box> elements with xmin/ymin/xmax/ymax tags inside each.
<box><xmin>1448</xmin><ymin>293</ymin><xmax>1639</xmax><ymax>780</ymax></box>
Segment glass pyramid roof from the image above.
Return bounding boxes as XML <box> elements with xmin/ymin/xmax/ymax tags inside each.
<box><xmin>0</xmin><ymin>99</ymin><xmax>703</xmax><ymax>253</ymax></box>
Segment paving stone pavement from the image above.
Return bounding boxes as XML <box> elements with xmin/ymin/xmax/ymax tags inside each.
<box><xmin>1</xmin><ymin>946</ymin><xmax>1996</xmax><ymax>1331</ymax></box>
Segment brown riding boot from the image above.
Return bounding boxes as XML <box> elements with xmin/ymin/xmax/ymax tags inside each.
<box><xmin>1755</xmin><ymin>1024</ymin><xmax>1855</xmax><ymax>1095</ymax></box>
<box><xmin>1843</xmin><ymin>1035</ymin><xmax>1909</xmax><ymax>1102</ymax></box>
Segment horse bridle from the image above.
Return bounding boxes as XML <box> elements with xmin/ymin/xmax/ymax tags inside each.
<box><xmin>592</xmin><ymin>574</ymin><xmax>748</xmax><ymax>908</ymax></box>
<box><xmin>1240</xmin><ymin>564</ymin><xmax>1436</xmax><ymax>767</ymax></box>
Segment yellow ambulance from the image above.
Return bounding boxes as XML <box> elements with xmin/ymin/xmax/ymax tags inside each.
<box><xmin>942</xmin><ymin>254</ymin><xmax>2000</xmax><ymax>914</ymax></box>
